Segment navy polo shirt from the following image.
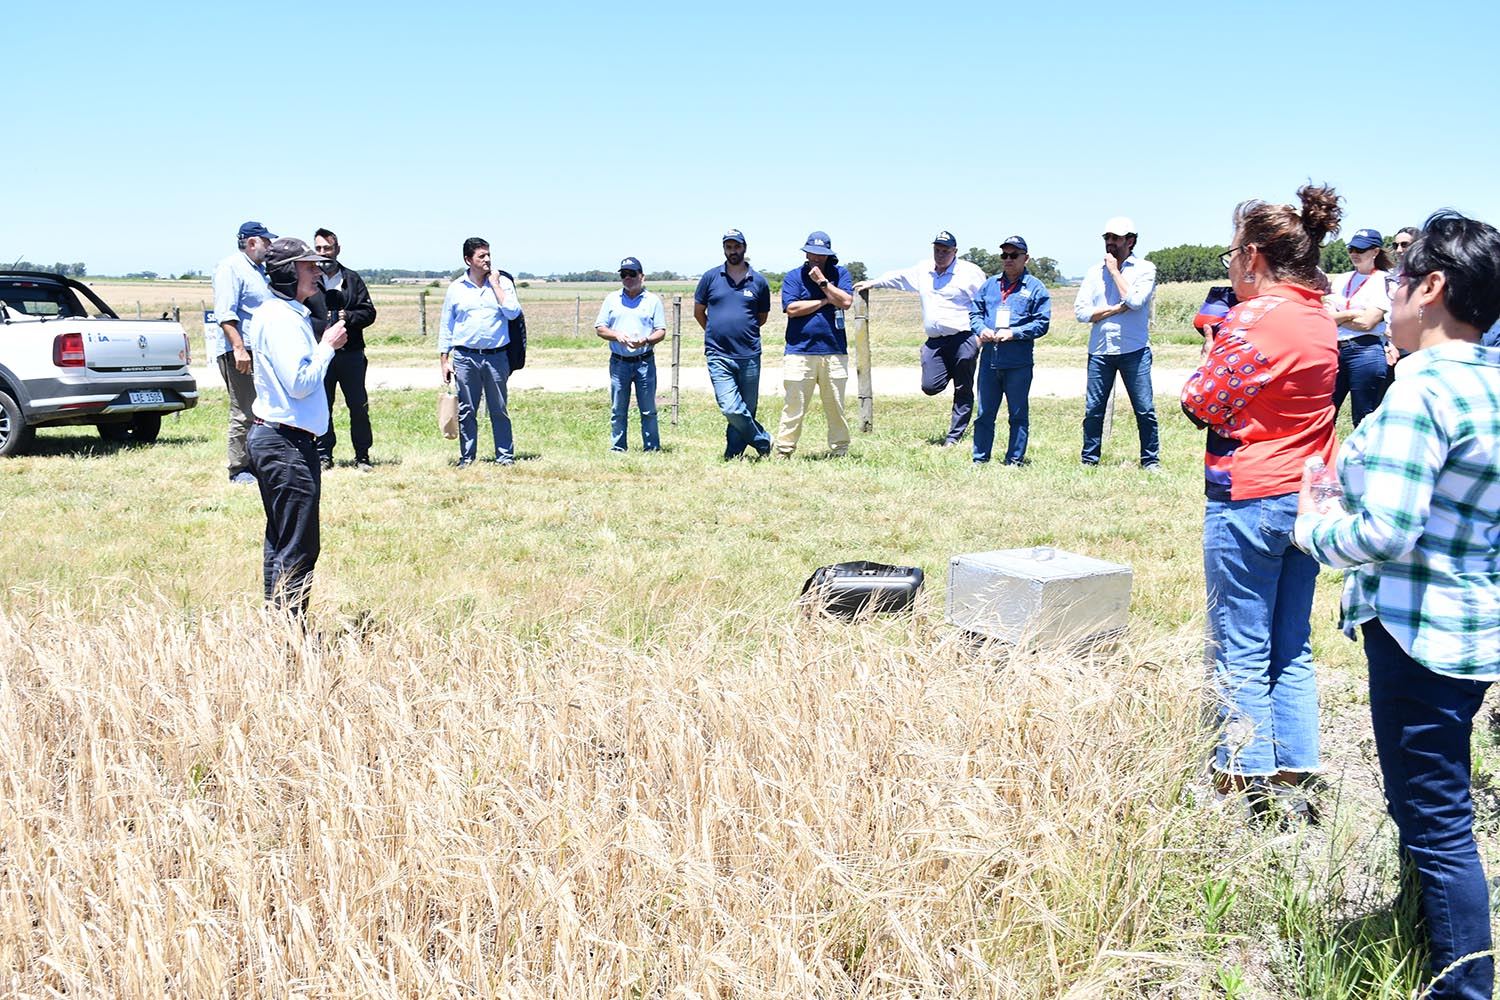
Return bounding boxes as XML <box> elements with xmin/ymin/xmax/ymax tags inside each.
<box><xmin>694</xmin><ymin>264</ymin><xmax>770</xmax><ymax>358</ymax></box>
<box><xmin>781</xmin><ymin>262</ymin><xmax>852</xmax><ymax>355</ymax></box>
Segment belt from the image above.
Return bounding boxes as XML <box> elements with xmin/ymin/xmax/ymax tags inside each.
<box><xmin>254</xmin><ymin>417</ymin><xmax>315</xmax><ymax>438</ymax></box>
<box><xmin>929</xmin><ymin>329</ymin><xmax>972</xmax><ymax>339</ymax></box>
<box><xmin>612</xmin><ymin>350</ymin><xmax>654</xmax><ymax>360</ymax></box>
<box><xmin>454</xmin><ymin>345</ymin><xmax>507</xmax><ymax>355</ymax></box>
<box><xmin>1341</xmin><ymin>334</ymin><xmax>1384</xmax><ymax>347</ymax></box>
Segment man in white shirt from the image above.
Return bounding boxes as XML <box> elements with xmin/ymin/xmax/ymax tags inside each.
<box><xmin>244</xmin><ymin>238</ymin><xmax>348</xmax><ymax>617</ymax></box>
<box><xmin>1073</xmin><ymin>216</ymin><xmax>1160</xmax><ymax>469</ymax></box>
<box><xmin>855</xmin><ymin>231</ymin><xmax>987</xmax><ymax>446</ymax></box>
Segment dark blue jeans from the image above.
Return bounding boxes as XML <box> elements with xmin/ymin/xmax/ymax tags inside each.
<box><xmin>706</xmin><ymin>351</ymin><xmax>770</xmax><ymax>458</ymax></box>
<box><xmin>1081</xmin><ymin>347</ymin><xmax>1159</xmax><ymax>466</ymax></box>
<box><xmin>452</xmin><ymin>346</ymin><xmax>512</xmax><ymax>464</ymax></box>
<box><xmin>1365</xmin><ymin>618</ymin><xmax>1494</xmax><ymax>1000</ymax></box>
<box><xmin>972</xmin><ymin>357</ymin><xmax>1033</xmax><ymax>464</ymax></box>
<box><xmin>1334</xmin><ymin>335</ymin><xmax>1389</xmax><ymax>427</ymax></box>
<box><xmin>608</xmin><ymin>353</ymin><xmax>659</xmax><ymax>451</ymax></box>
<box><xmin>247</xmin><ymin>422</ymin><xmax>321</xmax><ymax>617</ymax></box>
<box><xmin>919</xmin><ymin>332</ymin><xmax>979</xmax><ymax>444</ymax></box>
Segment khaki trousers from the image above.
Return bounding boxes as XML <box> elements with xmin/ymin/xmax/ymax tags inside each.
<box><xmin>775</xmin><ymin>353</ymin><xmax>850</xmax><ymax>456</ymax></box>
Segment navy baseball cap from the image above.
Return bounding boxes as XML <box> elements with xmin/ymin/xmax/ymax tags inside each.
<box><xmin>1348</xmin><ymin>228</ymin><xmax>1383</xmax><ymax>250</ymax></box>
<box><xmin>932</xmin><ymin>230</ymin><xmax>958</xmax><ymax>248</ymax></box>
<box><xmin>237</xmin><ymin>220</ymin><xmax>276</xmax><ymax>240</ymax></box>
<box><xmin>1000</xmin><ymin>235</ymin><xmax>1028</xmax><ymax>253</ymax></box>
<box><xmin>722</xmin><ymin>228</ymin><xmax>746</xmax><ymax>245</ymax></box>
<box><xmin>618</xmin><ymin>256</ymin><xmax>643</xmax><ymax>273</ymax></box>
<box><xmin>800</xmin><ymin>231</ymin><xmax>834</xmax><ymax>254</ymax></box>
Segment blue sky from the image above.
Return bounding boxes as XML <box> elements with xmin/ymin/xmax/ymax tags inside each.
<box><xmin>7</xmin><ymin>0</ymin><xmax>1497</xmax><ymax>279</ymax></box>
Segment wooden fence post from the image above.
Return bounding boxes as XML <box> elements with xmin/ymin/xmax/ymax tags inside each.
<box><xmin>419</xmin><ymin>289</ymin><xmax>428</xmax><ymax>337</ymax></box>
<box><xmin>671</xmin><ymin>295</ymin><xmax>682</xmax><ymax>426</ymax></box>
<box><xmin>855</xmin><ymin>288</ymin><xmax>873</xmax><ymax>432</ymax></box>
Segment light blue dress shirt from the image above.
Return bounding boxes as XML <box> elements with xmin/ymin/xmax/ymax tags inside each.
<box><xmin>595</xmin><ymin>289</ymin><xmax>666</xmax><ymax>357</ymax></box>
<box><xmin>210</xmin><ymin>251</ymin><xmax>271</xmax><ymax>359</ymax></box>
<box><xmin>439</xmin><ymin>275</ymin><xmax>521</xmax><ymax>353</ymax></box>
<box><xmin>1073</xmin><ymin>255</ymin><xmax>1156</xmax><ymax>355</ymax></box>
<box><xmin>246</xmin><ymin>295</ymin><xmax>337</xmax><ymax>436</ymax></box>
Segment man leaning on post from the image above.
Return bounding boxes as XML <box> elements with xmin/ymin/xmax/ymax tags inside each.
<box><xmin>211</xmin><ymin>220</ymin><xmax>275</xmax><ymax>484</ymax></box>
<box><xmin>693</xmin><ymin>228</ymin><xmax>773</xmax><ymax>459</ymax></box>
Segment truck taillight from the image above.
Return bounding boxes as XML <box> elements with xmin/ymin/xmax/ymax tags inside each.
<box><xmin>53</xmin><ymin>332</ymin><xmax>86</xmax><ymax>367</ymax></box>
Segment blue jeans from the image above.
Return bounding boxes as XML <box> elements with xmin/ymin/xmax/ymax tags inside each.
<box><xmin>609</xmin><ymin>353</ymin><xmax>659</xmax><ymax>451</ymax></box>
<box><xmin>452</xmin><ymin>346</ymin><xmax>512</xmax><ymax>463</ymax></box>
<box><xmin>1334</xmin><ymin>335</ymin><xmax>1389</xmax><ymax>427</ymax></box>
<box><xmin>706</xmin><ymin>352</ymin><xmax>770</xmax><ymax>458</ymax></box>
<box><xmin>972</xmin><ymin>356</ymin><xmax>1033</xmax><ymax>464</ymax></box>
<box><xmin>1081</xmin><ymin>347</ymin><xmax>1159</xmax><ymax>466</ymax></box>
<box><xmin>1365</xmin><ymin>618</ymin><xmax>1494</xmax><ymax>1000</ymax></box>
<box><xmin>1203</xmin><ymin>493</ymin><xmax>1321</xmax><ymax>775</ymax></box>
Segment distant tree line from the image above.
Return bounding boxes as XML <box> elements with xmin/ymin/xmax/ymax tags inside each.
<box><xmin>1144</xmin><ymin>239</ymin><xmax>1366</xmax><ymax>282</ymax></box>
<box><xmin>6</xmin><ymin>260</ymin><xmax>87</xmax><ymax>277</ymax></box>
<box><xmin>960</xmin><ymin>247</ymin><xmax>1064</xmax><ymax>287</ymax></box>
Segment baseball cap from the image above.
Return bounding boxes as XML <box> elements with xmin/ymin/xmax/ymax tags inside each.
<box><xmin>263</xmin><ymin>237</ymin><xmax>325</xmax><ymax>269</ymax></box>
<box><xmin>800</xmin><ymin>231</ymin><xmax>834</xmax><ymax>254</ymax></box>
<box><xmin>932</xmin><ymin>230</ymin><xmax>958</xmax><ymax>248</ymax></box>
<box><xmin>1103</xmin><ymin>217</ymin><xmax>1136</xmax><ymax>237</ymax></box>
<box><xmin>619</xmin><ymin>256</ymin><xmax>643</xmax><ymax>273</ymax></box>
<box><xmin>1000</xmin><ymin>235</ymin><xmax>1028</xmax><ymax>253</ymax></box>
<box><xmin>1347</xmin><ymin>228</ymin><xmax>1383</xmax><ymax>250</ymax></box>
<box><xmin>722</xmin><ymin>228</ymin><xmax>746</xmax><ymax>245</ymax></box>
<box><xmin>238</xmin><ymin>220</ymin><xmax>276</xmax><ymax>241</ymax></box>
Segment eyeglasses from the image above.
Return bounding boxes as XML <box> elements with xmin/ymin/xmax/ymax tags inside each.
<box><xmin>1383</xmin><ymin>272</ymin><xmax>1409</xmax><ymax>296</ymax></box>
<box><xmin>999</xmin><ymin>252</ymin><xmax>1023</xmax><ymax>260</ymax></box>
<box><xmin>1394</xmin><ymin>241</ymin><xmax>1413</xmax><ymax>250</ymax></box>
<box><xmin>1218</xmin><ymin>246</ymin><xmax>1243</xmax><ymax>270</ymax></box>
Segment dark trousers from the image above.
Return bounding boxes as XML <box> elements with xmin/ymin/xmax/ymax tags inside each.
<box><xmin>318</xmin><ymin>350</ymin><xmax>371</xmax><ymax>462</ymax></box>
<box><xmin>247</xmin><ymin>422</ymin><xmax>321</xmax><ymax>617</ymax></box>
<box><xmin>1081</xmin><ymin>347</ymin><xmax>1160</xmax><ymax>466</ymax></box>
<box><xmin>1334</xmin><ymin>336</ymin><xmax>1389</xmax><ymax>427</ymax></box>
<box><xmin>1365</xmin><ymin>619</ymin><xmax>1494</xmax><ymax>1000</ymax></box>
<box><xmin>919</xmin><ymin>332</ymin><xmax>979</xmax><ymax>443</ymax></box>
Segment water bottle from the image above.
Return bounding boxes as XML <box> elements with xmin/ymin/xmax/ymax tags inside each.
<box><xmin>1304</xmin><ymin>457</ymin><xmax>1344</xmax><ymax>513</ymax></box>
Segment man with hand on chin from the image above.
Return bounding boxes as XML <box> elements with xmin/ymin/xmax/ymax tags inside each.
<box><xmin>243</xmin><ymin>237</ymin><xmax>348</xmax><ymax>618</ymax></box>
<box><xmin>594</xmin><ymin>256</ymin><xmax>667</xmax><ymax>452</ymax></box>
<box><xmin>439</xmin><ymin>237</ymin><xmax>523</xmax><ymax>467</ymax></box>
<box><xmin>776</xmin><ymin>231</ymin><xmax>855</xmax><ymax>458</ymax></box>
<box><xmin>1074</xmin><ymin>216</ymin><xmax>1160</xmax><ymax>470</ymax></box>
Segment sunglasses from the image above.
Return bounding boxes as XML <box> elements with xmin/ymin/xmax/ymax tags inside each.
<box><xmin>619</xmin><ymin>270</ymin><xmax>641</xmax><ymax>278</ymax></box>
<box><xmin>1394</xmin><ymin>241</ymin><xmax>1413</xmax><ymax>250</ymax></box>
<box><xmin>1000</xmin><ymin>251</ymin><xmax>1023</xmax><ymax>260</ymax></box>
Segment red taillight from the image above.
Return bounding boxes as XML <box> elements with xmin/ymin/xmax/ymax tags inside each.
<box><xmin>53</xmin><ymin>332</ymin><xmax>86</xmax><ymax>367</ymax></box>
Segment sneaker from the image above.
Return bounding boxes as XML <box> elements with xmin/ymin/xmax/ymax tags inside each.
<box><xmin>320</xmin><ymin>456</ymin><xmax>334</xmax><ymax>471</ymax></box>
<box><xmin>456</xmin><ymin>459</ymin><xmax>473</xmax><ymax>469</ymax></box>
<box><xmin>1143</xmin><ymin>462</ymin><xmax>1164</xmax><ymax>474</ymax></box>
<box><xmin>229</xmin><ymin>471</ymin><xmax>257</xmax><ymax>485</ymax></box>
<box><xmin>355</xmin><ymin>458</ymin><xmax>373</xmax><ymax>473</ymax></box>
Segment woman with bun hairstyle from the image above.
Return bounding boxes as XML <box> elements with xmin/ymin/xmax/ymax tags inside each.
<box><xmin>1327</xmin><ymin>228</ymin><xmax>1394</xmax><ymax>425</ymax></box>
<box><xmin>1296</xmin><ymin>211</ymin><xmax>1500</xmax><ymax>1000</ymax></box>
<box><xmin>1179</xmin><ymin>184</ymin><xmax>1341</xmax><ymax>815</ymax></box>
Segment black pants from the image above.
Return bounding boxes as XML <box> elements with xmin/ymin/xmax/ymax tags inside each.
<box><xmin>319</xmin><ymin>350</ymin><xmax>371</xmax><ymax>462</ymax></box>
<box><xmin>919</xmin><ymin>332</ymin><xmax>979</xmax><ymax>443</ymax></box>
<box><xmin>248</xmin><ymin>422</ymin><xmax>321</xmax><ymax>616</ymax></box>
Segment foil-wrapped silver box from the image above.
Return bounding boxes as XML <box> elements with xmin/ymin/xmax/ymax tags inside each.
<box><xmin>947</xmin><ymin>547</ymin><xmax>1133</xmax><ymax>644</ymax></box>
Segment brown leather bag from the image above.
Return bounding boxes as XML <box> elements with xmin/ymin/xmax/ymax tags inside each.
<box><xmin>438</xmin><ymin>388</ymin><xmax>458</xmax><ymax>439</ymax></box>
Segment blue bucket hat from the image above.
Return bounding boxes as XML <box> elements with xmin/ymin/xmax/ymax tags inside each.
<box><xmin>800</xmin><ymin>231</ymin><xmax>834</xmax><ymax>255</ymax></box>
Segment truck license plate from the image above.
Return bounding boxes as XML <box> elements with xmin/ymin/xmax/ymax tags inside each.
<box><xmin>129</xmin><ymin>390</ymin><xmax>165</xmax><ymax>405</ymax></box>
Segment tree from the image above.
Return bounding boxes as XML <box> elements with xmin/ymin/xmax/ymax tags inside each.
<box><xmin>961</xmin><ymin>247</ymin><xmax>1001</xmax><ymax>276</ymax></box>
<box><xmin>71</xmin><ymin>262</ymin><xmax>86</xmax><ymax>277</ymax></box>
<box><xmin>845</xmin><ymin>260</ymin><xmax>867</xmax><ymax>283</ymax></box>
<box><xmin>1144</xmin><ymin>244</ymin><xmax>1229</xmax><ymax>283</ymax></box>
<box><xmin>1320</xmin><ymin>239</ymin><xmax>1352</xmax><ymax>275</ymax></box>
<box><xmin>1028</xmin><ymin>257</ymin><xmax>1064</xmax><ymax>287</ymax></box>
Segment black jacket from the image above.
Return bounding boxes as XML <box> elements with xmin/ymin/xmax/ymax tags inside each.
<box><xmin>309</xmin><ymin>264</ymin><xmax>377</xmax><ymax>352</ymax></box>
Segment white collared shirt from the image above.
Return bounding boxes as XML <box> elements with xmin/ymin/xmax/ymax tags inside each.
<box><xmin>1073</xmin><ymin>255</ymin><xmax>1157</xmax><ymax>355</ymax></box>
<box><xmin>246</xmin><ymin>295</ymin><xmax>337</xmax><ymax>435</ymax></box>
<box><xmin>868</xmin><ymin>258</ymin><xmax>986</xmax><ymax>337</ymax></box>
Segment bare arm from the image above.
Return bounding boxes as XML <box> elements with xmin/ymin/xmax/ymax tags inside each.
<box><xmin>693</xmin><ymin>303</ymin><xmax>707</xmax><ymax>331</ymax></box>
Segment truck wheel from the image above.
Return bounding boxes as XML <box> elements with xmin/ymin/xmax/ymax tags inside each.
<box><xmin>97</xmin><ymin>413</ymin><xmax>162</xmax><ymax>444</ymax></box>
<box><xmin>0</xmin><ymin>389</ymin><xmax>34</xmax><ymax>457</ymax></box>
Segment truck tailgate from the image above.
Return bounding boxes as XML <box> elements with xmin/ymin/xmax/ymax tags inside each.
<box><xmin>83</xmin><ymin>320</ymin><xmax>191</xmax><ymax>373</ymax></box>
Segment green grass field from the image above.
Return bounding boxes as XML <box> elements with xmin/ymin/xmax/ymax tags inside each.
<box><xmin>2</xmin><ymin>350</ymin><xmax>1492</xmax><ymax>997</ymax></box>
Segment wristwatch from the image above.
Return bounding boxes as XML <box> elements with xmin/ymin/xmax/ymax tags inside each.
<box><xmin>817</xmin><ymin>279</ymin><xmax>829</xmax><ymax>288</ymax></box>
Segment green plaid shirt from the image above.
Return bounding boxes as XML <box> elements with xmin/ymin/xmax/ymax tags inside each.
<box><xmin>1294</xmin><ymin>341</ymin><xmax>1500</xmax><ymax>678</ymax></box>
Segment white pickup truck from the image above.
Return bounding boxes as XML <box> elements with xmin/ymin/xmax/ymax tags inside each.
<box><xmin>0</xmin><ymin>271</ymin><xmax>198</xmax><ymax>456</ymax></box>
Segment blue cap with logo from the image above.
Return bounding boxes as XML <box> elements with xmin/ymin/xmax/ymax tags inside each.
<box><xmin>238</xmin><ymin>220</ymin><xmax>276</xmax><ymax>241</ymax></box>
<box><xmin>800</xmin><ymin>231</ymin><xmax>834</xmax><ymax>254</ymax></box>
<box><xmin>722</xmin><ymin>228</ymin><xmax>746</xmax><ymax>245</ymax></box>
<box><xmin>1348</xmin><ymin>228</ymin><xmax>1383</xmax><ymax>250</ymax></box>
<box><xmin>618</xmin><ymin>256</ymin><xmax>643</xmax><ymax>273</ymax></box>
<box><xmin>1000</xmin><ymin>235</ymin><xmax>1028</xmax><ymax>253</ymax></box>
<box><xmin>932</xmin><ymin>230</ymin><xmax>958</xmax><ymax>248</ymax></box>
